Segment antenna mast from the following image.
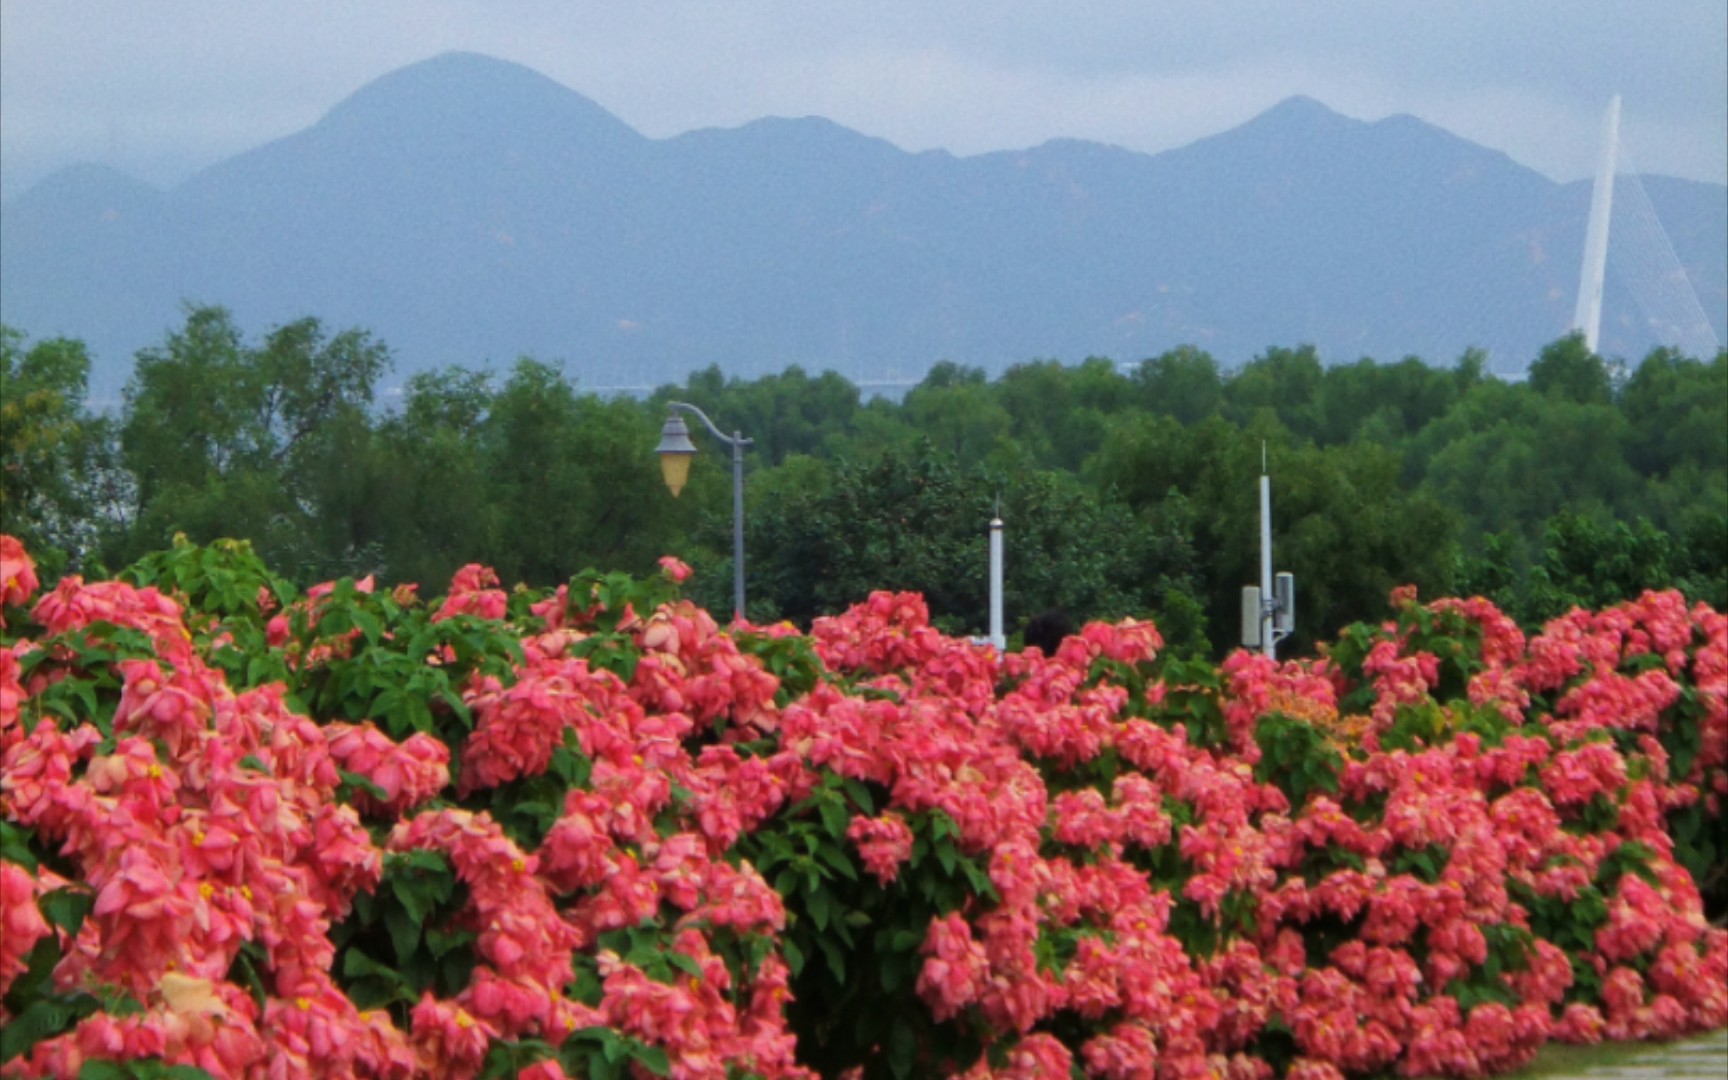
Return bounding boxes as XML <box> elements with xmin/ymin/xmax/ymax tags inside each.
<box><xmin>988</xmin><ymin>502</ymin><xmax>1005</xmax><ymax>652</ymax></box>
<box><xmin>1242</xmin><ymin>443</ymin><xmax>1294</xmax><ymax>658</ymax></box>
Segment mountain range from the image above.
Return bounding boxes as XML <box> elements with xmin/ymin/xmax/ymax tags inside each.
<box><xmin>2</xmin><ymin>51</ymin><xmax>1723</xmax><ymax>402</ymax></box>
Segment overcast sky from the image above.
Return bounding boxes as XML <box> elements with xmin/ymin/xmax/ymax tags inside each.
<box><xmin>2</xmin><ymin>0</ymin><xmax>1724</xmax><ymax>201</ymax></box>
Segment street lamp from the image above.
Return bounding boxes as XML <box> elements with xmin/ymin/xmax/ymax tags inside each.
<box><xmin>656</xmin><ymin>402</ymin><xmax>753</xmax><ymax>621</ymax></box>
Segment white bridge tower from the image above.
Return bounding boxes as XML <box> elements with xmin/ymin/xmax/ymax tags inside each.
<box><xmin>1572</xmin><ymin>96</ymin><xmax>1621</xmax><ymax>352</ymax></box>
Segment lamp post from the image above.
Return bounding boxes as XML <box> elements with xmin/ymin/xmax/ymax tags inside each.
<box><xmin>656</xmin><ymin>403</ymin><xmax>753</xmax><ymax>621</ymax></box>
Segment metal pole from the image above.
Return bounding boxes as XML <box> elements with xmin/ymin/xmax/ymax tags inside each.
<box><xmin>732</xmin><ymin>434</ymin><xmax>746</xmax><ymax>621</ymax></box>
<box><xmin>665</xmin><ymin>402</ymin><xmax>752</xmax><ymax>622</ymax></box>
<box><xmin>989</xmin><ymin>513</ymin><xmax>1005</xmax><ymax>651</ymax></box>
<box><xmin>1260</xmin><ymin>469</ymin><xmax>1275</xmax><ymax>660</ymax></box>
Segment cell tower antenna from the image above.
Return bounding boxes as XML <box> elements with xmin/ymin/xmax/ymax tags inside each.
<box><xmin>1573</xmin><ymin>95</ymin><xmax>1621</xmax><ymax>352</ymax></box>
<box><xmin>1241</xmin><ymin>442</ymin><xmax>1294</xmax><ymax>659</ymax></box>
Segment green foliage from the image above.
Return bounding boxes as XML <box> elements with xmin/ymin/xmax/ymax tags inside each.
<box><xmin>331</xmin><ymin>850</ymin><xmax>479</xmax><ymax>1026</ymax></box>
<box><xmin>1253</xmin><ymin>713</ymin><xmax>1342</xmax><ymax>808</ymax></box>
<box><xmin>1</xmin><ymin>880</ymin><xmax>115</xmax><ymax>1065</ymax></box>
<box><xmin>75</xmin><ymin>1062</ymin><xmax>217</xmax><ymax>1080</ymax></box>
<box><xmin>1668</xmin><ymin>802</ymin><xmax>1723</xmax><ymax>915</ymax></box>
<box><xmin>12</xmin><ymin>621</ymin><xmax>159</xmax><ymax>739</ymax></box>
<box><xmin>731</xmin><ymin>442</ymin><xmax>1205</xmax><ymax>643</ymax></box>
<box><xmin>739</xmin><ymin>781</ymin><xmax>994</xmax><ymax>1079</ymax></box>
<box><xmin>281</xmin><ymin>582</ymin><xmax>522</xmax><ymax>746</ymax></box>
<box><xmin>113</xmin><ymin>305</ymin><xmax>391</xmax><ymax>580</ymax></box>
<box><xmin>0</xmin><ymin>325</ymin><xmax>118</xmax><ymax>573</ymax></box>
<box><xmin>1443</xmin><ymin>922</ymin><xmax>1534</xmax><ymax>1012</ymax></box>
<box><xmin>1528</xmin><ymin>334</ymin><xmax>1613</xmax><ymax>406</ymax></box>
<box><xmin>1150</xmin><ymin>656</ymin><xmax>1228</xmax><ymax>749</ymax></box>
<box><xmin>7</xmin><ymin>306</ymin><xmax>1725</xmax><ymax>657</ymax></box>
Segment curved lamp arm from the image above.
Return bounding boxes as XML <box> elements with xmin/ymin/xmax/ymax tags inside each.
<box><xmin>659</xmin><ymin>402</ymin><xmax>752</xmax><ymax>623</ymax></box>
<box><xmin>668</xmin><ymin>401</ymin><xmax>754</xmax><ymax>449</ymax></box>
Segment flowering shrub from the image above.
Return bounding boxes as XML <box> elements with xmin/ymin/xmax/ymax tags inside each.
<box><xmin>1</xmin><ymin>535</ymin><xmax>1723</xmax><ymax>1079</ymax></box>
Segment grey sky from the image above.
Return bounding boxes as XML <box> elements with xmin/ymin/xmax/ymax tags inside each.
<box><xmin>2</xmin><ymin>0</ymin><xmax>1724</xmax><ymax>201</ymax></box>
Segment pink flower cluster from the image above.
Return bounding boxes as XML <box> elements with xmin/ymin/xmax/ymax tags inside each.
<box><xmin>794</xmin><ymin>587</ymin><xmax>1726</xmax><ymax>1077</ymax></box>
<box><xmin>3</xmin><ymin>536</ymin><xmax>1725</xmax><ymax>1080</ymax></box>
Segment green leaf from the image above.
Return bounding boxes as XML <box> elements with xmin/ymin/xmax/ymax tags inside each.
<box><xmin>425</xmin><ymin>925</ymin><xmax>474</xmax><ymax>959</ymax></box>
<box><xmin>38</xmin><ymin>887</ymin><xmax>94</xmax><ymax>937</ymax></box>
<box><xmin>935</xmin><ymin>839</ymin><xmax>957</xmax><ymax>877</ymax></box>
<box><xmin>772</xmin><ymin>936</ymin><xmax>801</xmax><ymax>977</ymax></box>
<box><xmin>815</xmin><ymin>842</ymin><xmax>858</xmax><ymax>881</ymax></box>
<box><xmin>339</xmin><ymin>769</ymin><xmax>391</xmax><ymax>804</ymax></box>
<box><xmin>887</xmin><ymin>1016</ymin><xmax>917</xmax><ymax>1079</ymax></box>
<box><xmin>889</xmin><ymin>929</ymin><xmax>923</xmax><ymax>952</ymax></box>
<box><xmin>2</xmin><ymin>994</ymin><xmax>96</xmax><ymax>1063</ymax></box>
<box><xmin>816</xmin><ymin>933</ymin><xmax>847</xmax><ymax>984</ymax></box>
<box><xmin>630</xmin><ymin>1043</ymin><xmax>671</xmax><ymax>1077</ymax></box>
<box><xmin>841</xmin><ymin>777</ymin><xmax>875</xmax><ymax>815</ymax></box>
<box><xmin>342</xmin><ymin>948</ymin><xmax>411</xmax><ymax>990</ymax></box>
<box><xmin>818</xmin><ymin>796</ymin><xmax>849</xmax><ymax>840</ymax></box>
<box><xmin>226</xmin><ymin>941</ymin><xmax>269</xmax><ymax>1015</ymax></box>
<box><xmin>807</xmin><ymin>887</ymin><xmax>831</xmax><ymax>933</ymax></box>
<box><xmin>385</xmin><ymin>903</ymin><xmax>422</xmax><ymax>967</ymax></box>
<box><xmin>1</xmin><ymin>821</ymin><xmax>39</xmax><ymax>871</ymax></box>
<box><xmin>666</xmin><ymin>951</ymin><xmax>704</xmax><ymax>981</ymax></box>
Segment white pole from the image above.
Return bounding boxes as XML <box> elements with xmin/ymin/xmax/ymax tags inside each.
<box><xmin>1573</xmin><ymin>95</ymin><xmax>1620</xmax><ymax>353</ymax></box>
<box><xmin>989</xmin><ymin>513</ymin><xmax>1005</xmax><ymax>651</ymax></box>
<box><xmin>1260</xmin><ymin>465</ymin><xmax>1275</xmax><ymax>660</ymax></box>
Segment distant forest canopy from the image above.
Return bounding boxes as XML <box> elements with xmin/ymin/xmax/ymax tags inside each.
<box><xmin>4</xmin><ymin>305</ymin><xmax>1725</xmax><ymax>658</ymax></box>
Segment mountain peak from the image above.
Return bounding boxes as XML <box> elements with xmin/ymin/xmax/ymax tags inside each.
<box><xmin>315</xmin><ymin>50</ymin><xmax>642</xmax><ymax>147</ymax></box>
<box><xmin>4</xmin><ymin>162</ymin><xmax>161</xmax><ymax>214</ymax></box>
<box><xmin>1163</xmin><ymin>94</ymin><xmax>1362</xmax><ymax>166</ymax></box>
<box><xmin>1247</xmin><ymin>95</ymin><xmax>1358</xmax><ymax>132</ymax></box>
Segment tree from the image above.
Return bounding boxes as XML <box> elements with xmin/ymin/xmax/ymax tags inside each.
<box><xmin>371</xmin><ymin>367</ymin><xmax>501</xmax><ymax>588</ymax></box>
<box><xmin>1090</xmin><ymin>413</ymin><xmax>1456</xmax><ymax>653</ymax></box>
<box><xmin>1310</xmin><ymin>355</ymin><xmax>1460</xmax><ymax>448</ymax></box>
<box><xmin>372</xmin><ymin>360</ymin><xmax>691</xmax><ymax>591</ymax></box>
<box><xmin>654</xmin><ymin>364</ymin><xmax>863</xmax><ymax>468</ymax></box>
<box><xmin>1410</xmin><ymin>375</ymin><xmax>1639</xmax><ymax>545</ymax></box>
<box><xmin>1527</xmin><ymin>332</ymin><xmax>1611</xmax><ymax>406</ymax></box>
<box><xmin>1619</xmin><ymin>347</ymin><xmax>1728</xmax><ymax>480</ymax></box>
<box><xmin>1129</xmin><ymin>346</ymin><xmax>1222</xmax><ymax>426</ymax></box>
<box><xmin>487</xmin><ymin>360</ymin><xmax>687</xmax><ymax>582</ymax></box>
<box><xmin>1222</xmin><ymin>345</ymin><xmax>1325</xmax><ymax>440</ymax></box>
<box><xmin>0</xmin><ymin>326</ymin><xmax>116</xmax><ymax>571</ymax></box>
<box><xmin>732</xmin><ymin>443</ymin><xmax>1205</xmax><ymax>646</ymax></box>
<box><xmin>115</xmin><ymin>306</ymin><xmax>390</xmax><ymax>577</ymax></box>
<box><xmin>1524</xmin><ymin>511</ymin><xmax>1677</xmax><ymax>623</ymax></box>
<box><xmin>993</xmin><ymin>357</ymin><xmax>1130</xmax><ymax>472</ymax></box>
<box><xmin>897</xmin><ymin>372</ymin><xmax>1015</xmax><ymax>469</ymax></box>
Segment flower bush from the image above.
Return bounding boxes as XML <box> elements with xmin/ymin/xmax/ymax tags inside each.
<box><xmin>1</xmin><ymin>534</ymin><xmax>1723</xmax><ymax>1080</ymax></box>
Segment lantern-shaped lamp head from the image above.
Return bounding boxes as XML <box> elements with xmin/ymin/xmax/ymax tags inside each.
<box><xmin>656</xmin><ymin>413</ymin><xmax>698</xmax><ymax>497</ymax></box>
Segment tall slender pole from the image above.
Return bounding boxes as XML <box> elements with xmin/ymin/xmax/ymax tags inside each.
<box><xmin>1257</xmin><ymin>442</ymin><xmax>1278</xmax><ymax>659</ymax></box>
<box><xmin>1574</xmin><ymin>95</ymin><xmax>1620</xmax><ymax>353</ymax></box>
<box><xmin>1260</xmin><ymin>469</ymin><xmax>1275</xmax><ymax>659</ymax></box>
<box><xmin>731</xmin><ymin>435</ymin><xmax>746</xmax><ymax>621</ymax></box>
<box><xmin>662</xmin><ymin>402</ymin><xmax>752</xmax><ymax>622</ymax></box>
<box><xmin>989</xmin><ymin>511</ymin><xmax>1005</xmax><ymax>651</ymax></box>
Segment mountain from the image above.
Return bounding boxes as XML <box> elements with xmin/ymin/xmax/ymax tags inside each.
<box><xmin>3</xmin><ymin>51</ymin><xmax>1723</xmax><ymax>402</ymax></box>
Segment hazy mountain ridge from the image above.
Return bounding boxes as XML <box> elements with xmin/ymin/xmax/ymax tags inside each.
<box><xmin>3</xmin><ymin>51</ymin><xmax>1722</xmax><ymax>401</ymax></box>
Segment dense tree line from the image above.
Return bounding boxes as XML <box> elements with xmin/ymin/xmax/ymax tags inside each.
<box><xmin>4</xmin><ymin>307</ymin><xmax>1723</xmax><ymax>656</ymax></box>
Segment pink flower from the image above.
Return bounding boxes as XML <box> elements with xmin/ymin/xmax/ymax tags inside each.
<box><xmin>409</xmin><ymin>993</ymin><xmax>496</xmax><ymax>1079</ymax></box>
<box><xmin>847</xmin><ymin>812</ymin><xmax>914</xmax><ymax>884</ymax></box>
<box><xmin>0</xmin><ymin>534</ymin><xmax>40</xmax><ymax>617</ymax></box>
<box><xmin>918</xmin><ymin>912</ymin><xmax>989</xmax><ymax>1021</ymax></box>
<box><xmin>0</xmin><ymin>861</ymin><xmax>52</xmax><ymax>996</ymax></box>
<box><xmin>434</xmin><ymin>563</ymin><xmax>509</xmax><ymax>622</ymax></box>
